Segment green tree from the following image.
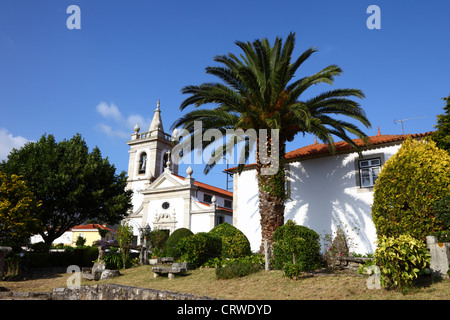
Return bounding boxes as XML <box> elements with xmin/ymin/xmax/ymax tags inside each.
<box><xmin>172</xmin><ymin>33</ymin><xmax>371</xmax><ymax>254</ymax></box>
<box><xmin>432</xmin><ymin>95</ymin><xmax>450</xmax><ymax>153</ymax></box>
<box><xmin>0</xmin><ymin>171</ymin><xmax>41</xmax><ymax>247</ymax></box>
<box><xmin>372</xmin><ymin>137</ymin><xmax>450</xmax><ymax>240</ymax></box>
<box><xmin>117</xmin><ymin>223</ymin><xmax>134</xmax><ymax>269</ymax></box>
<box><xmin>0</xmin><ymin>134</ymin><xmax>132</xmax><ymax>245</ymax></box>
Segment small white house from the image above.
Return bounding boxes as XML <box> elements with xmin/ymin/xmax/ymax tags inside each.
<box><xmin>227</xmin><ymin>131</ymin><xmax>432</xmax><ymax>255</ymax></box>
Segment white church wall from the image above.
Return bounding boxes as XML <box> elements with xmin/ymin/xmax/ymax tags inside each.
<box><xmin>190</xmin><ymin>213</ymin><xmax>212</xmax><ymax>234</ymax></box>
<box><xmin>233</xmin><ymin>144</ymin><xmax>402</xmax><ymax>255</ymax></box>
<box><xmin>147</xmin><ymin>197</ymin><xmax>186</xmax><ymax>231</ymax></box>
<box><xmin>128</xmin><ymin>180</ymin><xmax>146</xmax><ymax>213</ymax></box>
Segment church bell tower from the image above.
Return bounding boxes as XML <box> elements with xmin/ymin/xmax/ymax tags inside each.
<box><xmin>126</xmin><ymin>100</ymin><xmax>178</xmax><ymax>188</ymax></box>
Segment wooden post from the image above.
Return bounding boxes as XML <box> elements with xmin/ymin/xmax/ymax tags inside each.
<box><xmin>264</xmin><ymin>240</ymin><xmax>271</xmax><ymax>271</ymax></box>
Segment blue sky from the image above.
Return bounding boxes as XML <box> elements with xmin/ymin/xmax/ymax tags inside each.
<box><xmin>1</xmin><ymin>0</ymin><xmax>449</xmax><ymax>190</ymax></box>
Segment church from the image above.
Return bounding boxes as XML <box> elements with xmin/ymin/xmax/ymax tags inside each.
<box><xmin>123</xmin><ymin>101</ymin><xmax>233</xmax><ymax>243</ymax></box>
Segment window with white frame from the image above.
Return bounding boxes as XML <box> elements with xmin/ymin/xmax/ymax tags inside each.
<box><xmin>358</xmin><ymin>158</ymin><xmax>381</xmax><ymax>188</ymax></box>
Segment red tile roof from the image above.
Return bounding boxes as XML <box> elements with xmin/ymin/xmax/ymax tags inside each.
<box><xmin>226</xmin><ymin>131</ymin><xmax>433</xmax><ymax>171</ymax></box>
<box><xmin>285</xmin><ymin>132</ymin><xmax>433</xmax><ymax>161</ymax></box>
<box><xmin>172</xmin><ymin>173</ymin><xmax>233</xmax><ymax>197</ymax></box>
<box><xmin>71</xmin><ymin>224</ymin><xmax>117</xmax><ymax>233</ymax></box>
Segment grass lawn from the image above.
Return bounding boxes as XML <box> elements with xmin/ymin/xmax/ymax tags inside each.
<box><xmin>1</xmin><ymin>265</ymin><xmax>449</xmax><ymax>300</ymax></box>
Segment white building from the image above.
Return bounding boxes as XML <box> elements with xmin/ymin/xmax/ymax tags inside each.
<box><xmin>123</xmin><ymin>101</ymin><xmax>233</xmax><ymax>243</ymax></box>
<box><xmin>227</xmin><ymin>131</ymin><xmax>432</xmax><ymax>255</ymax></box>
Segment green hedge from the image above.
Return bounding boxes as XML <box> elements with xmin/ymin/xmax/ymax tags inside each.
<box><xmin>25</xmin><ymin>247</ymin><xmax>98</xmax><ymax>268</ymax></box>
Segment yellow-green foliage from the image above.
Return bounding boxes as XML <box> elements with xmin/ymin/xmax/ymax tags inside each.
<box><xmin>209</xmin><ymin>223</ymin><xmax>251</xmax><ymax>259</ymax></box>
<box><xmin>0</xmin><ymin>171</ymin><xmax>41</xmax><ymax>246</ymax></box>
<box><xmin>374</xmin><ymin>234</ymin><xmax>430</xmax><ymax>291</ymax></box>
<box><xmin>372</xmin><ymin>138</ymin><xmax>450</xmax><ymax>240</ymax></box>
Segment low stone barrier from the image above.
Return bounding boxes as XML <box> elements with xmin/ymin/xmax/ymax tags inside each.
<box><xmin>51</xmin><ymin>284</ymin><xmax>217</xmax><ymax>300</ymax></box>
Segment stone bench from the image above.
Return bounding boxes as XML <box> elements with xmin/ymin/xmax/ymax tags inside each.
<box><xmin>149</xmin><ymin>257</ymin><xmax>174</xmax><ymax>265</ymax></box>
<box><xmin>152</xmin><ymin>263</ymin><xmax>188</xmax><ymax>280</ymax></box>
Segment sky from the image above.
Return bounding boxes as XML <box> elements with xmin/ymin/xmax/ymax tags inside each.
<box><xmin>0</xmin><ymin>0</ymin><xmax>449</xmax><ymax>190</ymax></box>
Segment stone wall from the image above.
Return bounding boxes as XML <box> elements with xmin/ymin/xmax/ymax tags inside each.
<box><xmin>1</xmin><ymin>284</ymin><xmax>217</xmax><ymax>300</ymax></box>
<box><xmin>52</xmin><ymin>284</ymin><xmax>217</xmax><ymax>300</ymax></box>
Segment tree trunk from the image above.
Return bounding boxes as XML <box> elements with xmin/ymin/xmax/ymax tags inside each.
<box><xmin>256</xmin><ymin>135</ymin><xmax>286</xmax><ymax>270</ymax></box>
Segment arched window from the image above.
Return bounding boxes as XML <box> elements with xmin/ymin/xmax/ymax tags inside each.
<box><xmin>138</xmin><ymin>152</ymin><xmax>147</xmax><ymax>174</ymax></box>
<box><xmin>163</xmin><ymin>152</ymin><xmax>169</xmax><ymax>171</ymax></box>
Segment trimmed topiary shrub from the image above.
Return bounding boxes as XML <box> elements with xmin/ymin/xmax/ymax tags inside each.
<box><xmin>209</xmin><ymin>223</ymin><xmax>251</xmax><ymax>258</ymax></box>
<box><xmin>372</xmin><ymin>137</ymin><xmax>450</xmax><ymax>240</ymax></box>
<box><xmin>165</xmin><ymin>228</ymin><xmax>194</xmax><ymax>258</ymax></box>
<box><xmin>177</xmin><ymin>232</ymin><xmax>221</xmax><ymax>268</ymax></box>
<box><xmin>273</xmin><ymin>220</ymin><xmax>323</xmax><ymax>273</ymax></box>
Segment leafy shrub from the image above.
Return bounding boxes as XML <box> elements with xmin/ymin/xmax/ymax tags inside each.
<box><xmin>273</xmin><ymin>220</ymin><xmax>323</xmax><ymax>273</ymax></box>
<box><xmin>204</xmin><ymin>254</ymin><xmax>265</xmax><ymax>268</ymax></box>
<box><xmin>374</xmin><ymin>234</ymin><xmax>430</xmax><ymax>292</ymax></box>
<box><xmin>209</xmin><ymin>223</ymin><xmax>251</xmax><ymax>258</ymax></box>
<box><xmin>372</xmin><ymin>138</ymin><xmax>450</xmax><ymax>240</ymax></box>
<box><xmin>215</xmin><ymin>262</ymin><xmax>260</xmax><ymax>279</ymax></box>
<box><xmin>103</xmin><ymin>247</ymin><xmax>132</xmax><ymax>269</ymax></box>
<box><xmin>430</xmin><ymin>231</ymin><xmax>450</xmax><ymax>243</ymax></box>
<box><xmin>432</xmin><ymin>194</ymin><xmax>450</xmax><ymax>230</ymax></box>
<box><xmin>149</xmin><ymin>229</ymin><xmax>170</xmax><ymax>255</ymax></box>
<box><xmin>165</xmin><ymin>228</ymin><xmax>194</xmax><ymax>258</ymax></box>
<box><xmin>177</xmin><ymin>232</ymin><xmax>221</xmax><ymax>268</ymax></box>
<box><xmin>282</xmin><ymin>262</ymin><xmax>305</xmax><ymax>280</ymax></box>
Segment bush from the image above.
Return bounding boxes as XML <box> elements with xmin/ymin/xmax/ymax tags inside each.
<box><xmin>149</xmin><ymin>229</ymin><xmax>170</xmax><ymax>256</ymax></box>
<box><xmin>374</xmin><ymin>234</ymin><xmax>430</xmax><ymax>292</ymax></box>
<box><xmin>273</xmin><ymin>220</ymin><xmax>323</xmax><ymax>273</ymax></box>
<box><xmin>372</xmin><ymin>138</ymin><xmax>450</xmax><ymax>240</ymax></box>
<box><xmin>103</xmin><ymin>247</ymin><xmax>133</xmax><ymax>269</ymax></box>
<box><xmin>204</xmin><ymin>254</ymin><xmax>265</xmax><ymax>268</ymax></box>
<box><xmin>24</xmin><ymin>246</ymin><xmax>98</xmax><ymax>268</ymax></box>
<box><xmin>432</xmin><ymin>194</ymin><xmax>450</xmax><ymax>230</ymax></box>
<box><xmin>215</xmin><ymin>262</ymin><xmax>260</xmax><ymax>279</ymax></box>
<box><xmin>209</xmin><ymin>223</ymin><xmax>251</xmax><ymax>258</ymax></box>
<box><xmin>177</xmin><ymin>232</ymin><xmax>221</xmax><ymax>268</ymax></box>
<box><xmin>165</xmin><ymin>228</ymin><xmax>194</xmax><ymax>258</ymax></box>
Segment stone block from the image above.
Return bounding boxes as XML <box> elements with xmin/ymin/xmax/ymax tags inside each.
<box><xmin>100</xmin><ymin>269</ymin><xmax>121</xmax><ymax>280</ymax></box>
<box><xmin>426</xmin><ymin>236</ymin><xmax>450</xmax><ymax>279</ymax></box>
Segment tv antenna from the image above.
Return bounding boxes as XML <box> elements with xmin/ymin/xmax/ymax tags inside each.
<box><xmin>393</xmin><ymin>116</ymin><xmax>425</xmax><ymax>134</ymax></box>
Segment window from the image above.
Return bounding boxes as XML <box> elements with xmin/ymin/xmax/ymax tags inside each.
<box><xmin>216</xmin><ymin>215</ymin><xmax>224</xmax><ymax>226</ymax></box>
<box><xmin>224</xmin><ymin>199</ymin><xmax>232</xmax><ymax>208</ymax></box>
<box><xmin>162</xmin><ymin>202</ymin><xmax>170</xmax><ymax>210</ymax></box>
<box><xmin>138</xmin><ymin>152</ymin><xmax>147</xmax><ymax>174</ymax></box>
<box><xmin>203</xmin><ymin>194</ymin><xmax>212</xmax><ymax>203</ymax></box>
<box><xmin>359</xmin><ymin>158</ymin><xmax>381</xmax><ymax>188</ymax></box>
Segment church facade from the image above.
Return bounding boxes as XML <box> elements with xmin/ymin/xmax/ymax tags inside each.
<box><xmin>123</xmin><ymin>101</ymin><xmax>233</xmax><ymax>243</ymax></box>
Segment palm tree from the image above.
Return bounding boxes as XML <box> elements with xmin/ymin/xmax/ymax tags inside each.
<box><xmin>171</xmin><ymin>32</ymin><xmax>371</xmax><ymax>257</ymax></box>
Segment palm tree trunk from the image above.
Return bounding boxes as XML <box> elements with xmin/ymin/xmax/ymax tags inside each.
<box><xmin>256</xmin><ymin>136</ymin><xmax>286</xmax><ymax>269</ymax></box>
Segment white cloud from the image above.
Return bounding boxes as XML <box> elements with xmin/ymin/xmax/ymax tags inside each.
<box><xmin>96</xmin><ymin>102</ymin><xmax>124</xmax><ymax>123</ymax></box>
<box><xmin>0</xmin><ymin>128</ymin><xmax>30</xmax><ymax>161</ymax></box>
<box><xmin>95</xmin><ymin>102</ymin><xmax>151</xmax><ymax>138</ymax></box>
